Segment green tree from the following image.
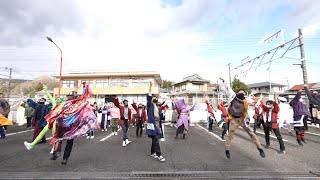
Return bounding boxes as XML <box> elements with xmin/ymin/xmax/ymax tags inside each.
<box><xmin>231</xmin><ymin>78</ymin><xmax>251</xmax><ymax>94</ymax></box>
<box><xmin>35</xmin><ymin>82</ymin><xmax>43</xmax><ymax>92</ymax></box>
<box><xmin>161</xmin><ymin>80</ymin><xmax>173</xmax><ymax>91</ymax></box>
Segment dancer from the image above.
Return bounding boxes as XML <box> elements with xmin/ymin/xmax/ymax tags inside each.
<box><xmin>114</xmin><ymin>97</ymin><xmax>132</xmax><ymax>147</ymax></box>
<box><xmin>218</xmin><ymin>99</ymin><xmax>229</xmax><ymax>140</ymax></box>
<box><xmin>219</xmin><ymin>78</ymin><xmax>265</xmax><ymax>159</ymax></box>
<box><xmin>205</xmin><ymin>100</ymin><xmax>214</xmax><ymax>131</ymax></box>
<box><xmin>98</xmin><ymin>103</ymin><xmax>110</xmax><ymax>131</ymax></box>
<box><xmin>304</xmin><ymin>85</ymin><xmax>320</xmax><ymax>128</ymax></box>
<box><xmin>278</xmin><ymin>97</ymin><xmax>293</xmax><ymax>135</ymax></box>
<box><xmin>23</xmin><ymin>86</ymin><xmax>63</xmax><ymax>152</ymax></box>
<box><xmin>159</xmin><ymin>102</ymin><xmax>168</xmax><ymax>141</ymax></box>
<box><xmin>131</xmin><ymin>101</ymin><xmax>147</xmax><ymax>137</ymax></box>
<box><xmin>258</xmin><ymin>94</ymin><xmax>285</xmax><ymax>154</ymax></box>
<box><xmin>252</xmin><ymin>97</ymin><xmax>264</xmax><ymax>134</ymax></box>
<box><xmin>47</xmin><ymin>83</ymin><xmax>98</xmax><ymax>165</ymax></box>
<box><xmin>146</xmin><ymin>81</ymin><xmax>165</xmax><ymax>162</ymax></box>
<box><xmin>24</xmin><ymin>97</ymin><xmax>52</xmax><ymax>143</ymax></box>
<box><xmin>0</xmin><ymin>98</ymin><xmax>13</xmax><ymax>139</ymax></box>
<box><xmin>108</xmin><ymin>102</ymin><xmax>120</xmax><ymax>136</ymax></box>
<box><xmin>290</xmin><ymin>89</ymin><xmax>311</xmax><ymax>146</ymax></box>
<box><xmin>174</xmin><ymin>99</ymin><xmax>195</xmax><ymax>139</ymax></box>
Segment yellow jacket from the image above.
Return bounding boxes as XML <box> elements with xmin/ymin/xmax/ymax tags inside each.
<box><xmin>0</xmin><ymin>114</ymin><xmax>13</xmax><ymax>126</ymax></box>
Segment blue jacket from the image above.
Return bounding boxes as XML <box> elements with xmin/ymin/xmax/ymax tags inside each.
<box><xmin>146</xmin><ymin>93</ymin><xmax>159</xmax><ymax>136</ymax></box>
<box><xmin>27</xmin><ymin>99</ymin><xmax>52</xmax><ymax>128</ymax></box>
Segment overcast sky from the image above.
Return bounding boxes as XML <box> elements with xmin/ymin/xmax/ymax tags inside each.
<box><xmin>0</xmin><ymin>0</ymin><xmax>319</xmax><ymax>87</ymax></box>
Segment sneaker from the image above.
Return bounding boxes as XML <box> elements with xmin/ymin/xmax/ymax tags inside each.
<box><xmin>24</xmin><ymin>141</ymin><xmax>32</xmax><ymax>150</ymax></box>
<box><xmin>221</xmin><ymin>136</ymin><xmax>225</xmax><ymax>140</ymax></box>
<box><xmin>297</xmin><ymin>140</ymin><xmax>303</xmax><ymax>146</ymax></box>
<box><xmin>90</xmin><ymin>136</ymin><xmax>94</xmax><ymax>139</ymax></box>
<box><xmin>265</xmin><ymin>144</ymin><xmax>270</xmax><ymax>149</ymax></box>
<box><xmin>258</xmin><ymin>148</ymin><xmax>266</xmax><ymax>158</ymax></box>
<box><xmin>225</xmin><ymin>150</ymin><xmax>231</xmax><ymax>159</ymax></box>
<box><xmin>301</xmin><ymin>138</ymin><xmax>307</xmax><ymax>144</ymax></box>
<box><xmin>115</xmin><ymin>132</ymin><xmax>118</xmax><ymax>136</ymax></box>
<box><xmin>102</xmin><ymin>129</ymin><xmax>104</xmax><ymax>132</ymax></box>
<box><xmin>61</xmin><ymin>159</ymin><xmax>67</xmax><ymax>165</ymax></box>
<box><xmin>279</xmin><ymin>150</ymin><xmax>285</xmax><ymax>154</ymax></box>
<box><xmin>158</xmin><ymin>156</ymin><xmax>165</xmax><ymax>162</ymax></box>
<box><xmin>122</xmin><ymin>141</ymin><xmax>126</xmax><ymax>147</ymax></box>
<box><xmin>125</xmin><ymin>139</ymin><xmax>131</xmax><ymax>145</ymax></box>
<box><xmin>50</xmin><ymin>152</ymin><xmax>61</xmax><ymax>160</ymax></box>
<box><xmin>132</xmin><ymin>125</ymin><xmax>135</xmax><ymax>128</ymax></box>
<box><xmin>151</xmin><ymin>153</ymin><xmax>158</xmax><ymax>159</ymax></box>
<box><xmin>105</xmin><ymin>129</ymin><xmax>107</xmax><ymax>131</ymax></box>
<box><xmin>86</xmin><ymin>136</ymin><xmax>90</xmax><ymax>139</ymax></box>
<box><xmin>160</xmin><ymin>138</ymin><xmax>165</xmax><ymax>142</ymax></box>
<box><xmin>112</xmin><ymin>132</ymin><xmax>115</xmax><ymax>135</ymax></box>
<box><xmin>50</xmin><ymin>147</ymin><xmax>54</xmax><ymax>154</ymax></box>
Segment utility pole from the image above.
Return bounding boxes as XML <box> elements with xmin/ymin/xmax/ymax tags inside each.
<box><xmin>298</xmin><ymin>29</ymin><xmax>308</xmax><ymax>85</ymax></box>
<box><xmin>8</xmin><ymin>68</ymin><xmax>12</xmax><ymax>99</ymax></box>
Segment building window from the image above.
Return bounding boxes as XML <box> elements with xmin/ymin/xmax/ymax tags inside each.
<box><xmin>193</xmin><ymin>85</ymin><xmax>200</xmax><ymax>90</ymax></box>
<box><xmin>81</xmin><ymin>80</ymin><xmax>93</xmax><ymax>87</ymax></box>
<box><xmin>132</xmin><ymin>80</ymin><xmax>149</xmax><ymax>87</ymax></box>
<box><xmin>62</xmin><ymin>81</ymin><xmax>75</xmax><ymax>88</ymax></box>
<box><xmin>110</xmin><ymin>80</ymin><xmax>130</xmax><ymax>87</ymax></box>
<box><xmin>258</xmin><ymin>88</ymin><xmax>261</xmax><ymax>90</ymax></box>
<box><xmin>182</xmin><ymin>85</ymin><xmax>186</xmax><ymax>91</ymax></box>
<box><xmin>96</xmin><ymin>80</ymin><xmax>108</xmax><ymax>88</ymax></box>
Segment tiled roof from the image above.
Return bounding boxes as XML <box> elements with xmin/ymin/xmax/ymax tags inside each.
<box><xmin>288</xmin><ymin>83</ymin><xmax>317</xmax><ymax>91</ymax></box>
<box><xmin>173</xmin><ymin>74</ymin><xmax>210</xmax><ymax>85</ymax></box>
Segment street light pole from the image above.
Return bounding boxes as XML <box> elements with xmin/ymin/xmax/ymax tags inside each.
<box><xmin>47</xmin><ymin>37</ymin><xmax>63</xmax><ymax>97</ymax></box>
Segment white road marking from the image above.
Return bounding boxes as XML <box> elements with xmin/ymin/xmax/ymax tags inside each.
<box><xmin>255</xmin><ymin>131</ymin><xmax>288</xmax><ymax>142</ymax></box>
<box><xmin>6</xmin><ymin>129</ymin><xmax>33</xmax><ymax>136</ymax></box>
<box><xmin>305</xmin><ymin>131</ymin><xmax>320</xmax><ymax>137</ymax></box>
<box><xmin>196</xmin><ymin>124</ymin><xmax>224</xmax><ymax>142</ymax></box>
<box><xmin>100</xmin><ymin>129</ymin><xmax>121</xmax><ymax>142</ymax></box>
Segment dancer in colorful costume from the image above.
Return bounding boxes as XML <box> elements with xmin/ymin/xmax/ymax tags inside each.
<box><xmin>0</xmin><ymin>98</ymin><xmax>13</xmax><ymax>139</ymax></box>
<box><xmin>23</xmin><ymin>86</ymin><xmax>65</xmax><ymax>152</ymax></box>
<box><xmin>174</xmin><ymin>99</ymin><xmax>195</xmax><ymax>139</ymax></box>
<box><xmin>47</xmin><ymin>83</ymin><xmax>98</xmax><ymax>165</ymax></box>
<box><xmin>217</xmin><ymin>99</ymin><xmax>229</xmax><ymax>140</ymax></box>
<box><xmin>290</xmin><ymin>89</ymin><xmax>310</xmax><ymax>146</ymax></box>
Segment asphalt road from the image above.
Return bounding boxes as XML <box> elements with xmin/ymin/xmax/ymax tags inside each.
<box><xmin>0</xmin><ymin>123</ymin><xmax>320</xmax><ymax>179</ymax></box>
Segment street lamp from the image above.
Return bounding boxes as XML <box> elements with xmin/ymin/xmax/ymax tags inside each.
<box><xmin>47</xmin><ymin>36</ymin><xmax>63</xmax><ymax>97</ymax></box>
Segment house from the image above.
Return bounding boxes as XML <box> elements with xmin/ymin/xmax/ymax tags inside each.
<box><xmin>35</xmin><ymin>90</ymin><xmax>54</xmax><ymax>100</ymax></box>
<box><xmin>283</xmin><ymin>83</ymin><xmax>319</xmax><ymax>102</ymax></box>
<box><xmin>51</xmin><ymin>71</ymin><xmax>162</xmax><ymax>105</ymax></box>
<box><xmin>170</xmin><ymin>74</ymin><xmax>216</xmax><ymax>104</ymax></box>
<box><xmin>247</xmin><ymin>81</ymin><xmax>286</xmax><ymax>96</ymax></box>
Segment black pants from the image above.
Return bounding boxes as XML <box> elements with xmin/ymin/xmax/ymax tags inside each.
<box><xmin>253</xmin><ymin>116</ymin><xmax>262</xmax><ymax>133</ymax></box>
<box><xmin>26</xmin><ymin>117</ymin><xmax>32</xmax><ymax>128</ymax></box>
<box><xmin>54</xmin><ymin>125</ymin><xmax>74</xmax><ymax>160</ymax></box>
<box><xmin>136</xmin><ymin>120</ymin><xmax>143</xmax><ymax>136</ymax></box>
<box><xmin>222</xmin><ymin>122</ymin><xmax>228</xmax><ymax>137</ymax></box>
<box><xmin>262</xmin><ymin>121</ymin><xmax>285</xmax><ymax>151</ymax></box>
<box><xmin>87</xmin><ymin>131</ymin><xmax>94</xmax><ymax>136</ymax></box>
<box><xmin>208</xmin><ymin>116</ymin><xmax>213</xmax><ymax>131</ymax></box>
<box><xmin>159</xmin><ymin>120</ymin><xmax>164</xmax><ymax>138</ymax></box>
<box><xmin>176</xmin><ymin>125</ymin><xmax>185</xmax><ymax>137</ymax></box>
<box><xmin>151</xmin><ymin>135</ymin><xmax>161</xmax><ymax>157</ymax></box>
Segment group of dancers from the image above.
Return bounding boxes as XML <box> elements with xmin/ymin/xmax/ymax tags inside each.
<box><xmin>0</xmin><ymin>81</ymin><xmax>196</xmax><ymax>164</ymax></box>
<box><xmin>217</xmin><ymin>77</ymin><xmax>319</xmax><ymax>159</ymax></box>
<box><xmin>1</xmin><ymin>77</ymin><xmax>319</xmax><ymax>164</ymax></box>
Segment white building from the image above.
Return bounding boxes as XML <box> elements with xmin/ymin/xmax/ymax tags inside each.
<box><xmin>247</xmin><ymin>81</ymin><xmax>286</xmax><ymax>96</ymax></box>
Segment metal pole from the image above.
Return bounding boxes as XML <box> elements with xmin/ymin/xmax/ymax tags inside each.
<box><xmin>59</xmin><ymin>54</ymin><xmax>62</xmax><ymax>97</ymax></box>
<box><xmin>8</xmin><ymin>68</ymin><xmax>12</xmax><ymax>99</ymax></box>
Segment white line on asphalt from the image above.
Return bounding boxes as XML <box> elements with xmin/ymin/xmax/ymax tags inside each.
<box><xmin>196</xmin><ymin>124</ymin><xmax>224</xmax><ymax>142</ymax></box>
<box><xmin>305</xmin><ymin>131</ymin><xmax>320</xmax><ymax>137</ymax></box>
<box><xmin>255</xmin><ymin>131</ymin><xmax>288</xmax><ymax>142</ymax></box>
<box><xmin>100</xmin><ymin>129</ymin><xmax>121</xmax><ymax>142</ymax></box>
<box><xmin>6</xmin><ymin>129</ymin><xmax>33</xmax><ymax>136</ymax></box>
